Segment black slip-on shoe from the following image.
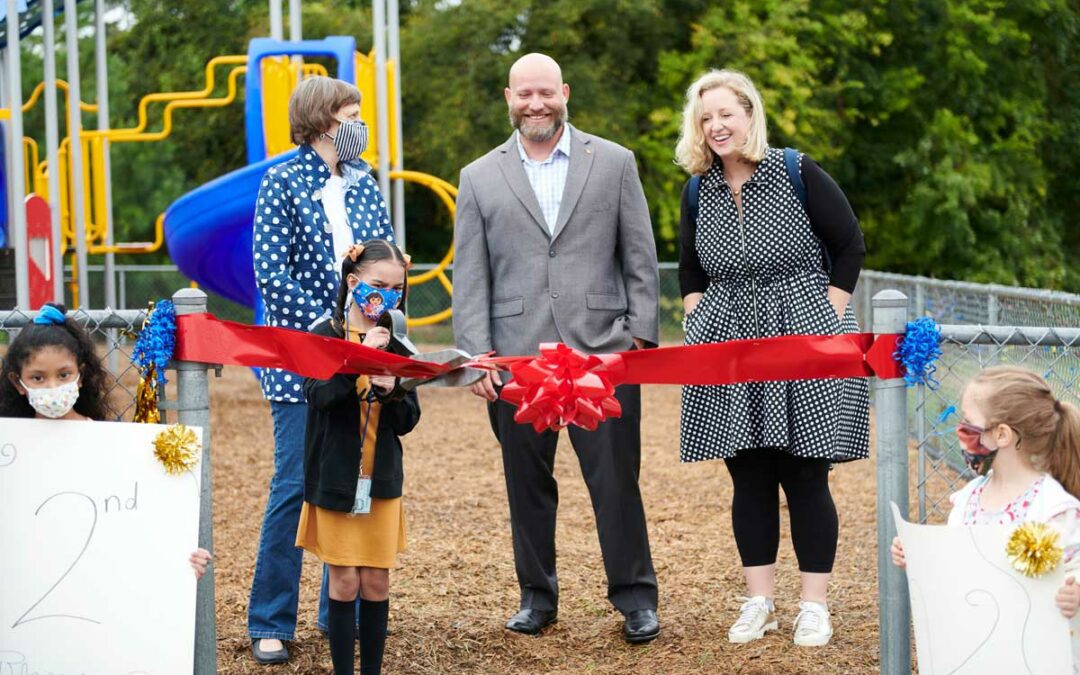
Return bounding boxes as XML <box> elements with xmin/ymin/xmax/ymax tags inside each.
<box><xmin>251</xmin><ymin>638</ymin><xmax>289</xmax><ymax>665</ymax></box>
<box><xmin>505</xmin><ymin>608</ymin><xmax>558</xmax><ymax>635</ymax></box>
<box><xmin>623</xmin><ymin>609</ymin><xmax>660</xmax><ymax>644</ymax></box>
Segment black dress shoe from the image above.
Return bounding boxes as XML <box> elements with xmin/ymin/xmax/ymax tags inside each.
<box><xmin>505</xmin><ymin>608</ymin><xmax>558</xmax><ymax>635</ymax></box>
<box><xmin>623</xmin><ymin>609</ymin><xmax>660</xmax><ymax>644</ymax></box>
<box><xmin>251</xmin><ymin>638</ymin><xmax>289</xmax><ymax>664</ymax></box>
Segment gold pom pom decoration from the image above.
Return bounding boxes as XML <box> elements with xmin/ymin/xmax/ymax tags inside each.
<box><xmin>131</xmin><ymin>299</ymin><xmax>176</xmax><ymax>424</ymax></box>
<box><xmin>1005</xmin><ymin>521</ymin><xmax>1063</xmax><ymax>578</ymax></box>
<box><xmin>133</xmin><ymin>364</ymin><xmax>161</xmax><ymax>424</ymax></box>
<box><xmin>153</xmin><ymin>424</ymin><xmax>201</xmax><ymax>475</ymax></box>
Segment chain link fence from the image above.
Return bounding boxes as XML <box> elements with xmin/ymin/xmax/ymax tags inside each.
<box><xmin>74</xmin><ymin>265</ymin><xmax>252</xmax><ymax>324</ymax></box>
<box><xmin>910</xmin><ymin>325</ymin><xmax>1080</xmax><ymax>524</ymax></box>
<box><xmin>76</xmin><ymin>262</ymin><xmax>1080</xmax><ymax>341</ymax></box>
<box><xmin>850</xmin><ymin>273</ymin><xmax>1080</xmax><ymax>525</ymax></box>
<box><xmin>5</xmin><ymin>274</ymin><xmax>1079</xmax><ymax>672</ymax></box>
<box><xmin>854</xmin><ymin>269</ymin><xmax>1080</xmax><ymax>328</ymax></box>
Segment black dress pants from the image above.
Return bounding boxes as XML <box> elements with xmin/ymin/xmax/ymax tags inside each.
<box><xmin>487</xmin><ymin>384</ymin><xmax>658</xmax><ymax>614</ymax></box>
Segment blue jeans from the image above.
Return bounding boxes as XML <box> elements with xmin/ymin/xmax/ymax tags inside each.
<box><xmin>248</xmin><ymin>401</ymin><xmax>358</xmax><ymax>640</ymax></box>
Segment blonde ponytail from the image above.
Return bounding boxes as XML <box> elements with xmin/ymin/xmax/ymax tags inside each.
<box><xmin>970</xmin><ymin>366</ymin><xmax>1080</xmax><ymax>496</ymax></box>
<box><xmin>1051</xmin><ymin>401</ymin><xmax>1080</xmax><ymax>497</ymax></box>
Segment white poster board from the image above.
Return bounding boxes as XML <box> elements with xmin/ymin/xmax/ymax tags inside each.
<box><xmin>0</xmin><ymin>418</ymin><xmax>201</xmax><ymax>675</ymax></box>
<box><xmin>892</xmin><ymin>503</ymin><xmax>1074</xmax><ymax>674</ymax></box>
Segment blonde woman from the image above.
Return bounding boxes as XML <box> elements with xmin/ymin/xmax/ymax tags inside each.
<box><xmin>675</xmin><ymin>69</ymin><xmax>869</xmax><ymax>647</ymax></box>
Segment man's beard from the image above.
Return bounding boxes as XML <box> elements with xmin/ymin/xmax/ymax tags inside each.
<box><xmin>509</xmin><ymin>104</ymin><xmax>568</xmax><ymax>142</ymax></box>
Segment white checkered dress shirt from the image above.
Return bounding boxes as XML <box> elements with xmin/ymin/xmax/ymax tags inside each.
<box><xmin>515</xmin><ymin>125</ymin><xmax>572</xmax><ymax>234</ymax></box>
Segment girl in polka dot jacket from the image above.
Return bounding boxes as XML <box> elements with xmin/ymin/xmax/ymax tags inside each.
<box><xmin>891</xmin><ymin>366</ymin><xmax>1080</xmax><ymax>670</ymax></box>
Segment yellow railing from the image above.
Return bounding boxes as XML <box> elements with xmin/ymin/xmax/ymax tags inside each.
<box><xmin>84</xmin><ymin>65</ymin><xmax>247</xmax><ymax>143</ymax></box>
<box><xmin>5</xmin><ymin>52</ymin><xmax>457</xmax><ymax>323</ymax></box>
<box><xmin>389</xmin><ymin>170</ymin><xmax>457</xmax><ymax>327</ymax></box>
<box><xmin>91</xmin><ymin>55</ymin><xmax>247</xmax><ymax>139</ymax></box>
<box><xmin>0</xmin><ymin>79</ymin><xmax>98</xmax><ymax>121</ymax></box>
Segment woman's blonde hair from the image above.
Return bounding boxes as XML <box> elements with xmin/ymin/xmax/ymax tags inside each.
<box><xmin>967</xmin><ymin>366</ymin><xmax>1080</xmax><ymax>496</ymax></box>
<box><xmin>674</xmin><ymin>69</ymin><xmax>769</xmax><ymax>175</ymax></box>
<box><xmin>288</xmin><ymin>76</ymin><xmax>362</xmax><ymax>145</ymax></box>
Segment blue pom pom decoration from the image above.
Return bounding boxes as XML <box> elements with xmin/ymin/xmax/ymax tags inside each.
<box><xmin>131</xmin><ymin>299</ymin><xmax>177</xmax><ymax>386</ymax></box>
<box><xmin>894</xmin><ymin>316</ymin><xmax>942</xmax><ymax>388</ymax></box>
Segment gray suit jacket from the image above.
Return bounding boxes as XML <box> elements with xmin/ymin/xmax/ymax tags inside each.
<box><xmin>452</xmin><ymin>127</ymin><xmax>659</xmax><ymax>359</ymax></box>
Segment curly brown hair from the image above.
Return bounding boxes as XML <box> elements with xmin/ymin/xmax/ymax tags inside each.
<box><xmin>0</xmin><ymin>303</ymin><xmax>116</xmax><ymax>420</ymax></box>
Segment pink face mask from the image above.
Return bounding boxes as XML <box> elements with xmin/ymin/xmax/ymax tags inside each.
<box><xmin>955</xmin><ymin>422</ymin><xmax>1000</xmax><ymax>475</ymax></box>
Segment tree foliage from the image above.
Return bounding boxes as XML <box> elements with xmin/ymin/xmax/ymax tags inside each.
<box><xmin>10</xmin><ymin>0</ymin><xmax>1078</xmax><ymax>290</ymax></box>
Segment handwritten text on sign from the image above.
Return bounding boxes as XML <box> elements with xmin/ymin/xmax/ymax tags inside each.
<box><xmin>0</xmin><ymin>419</ymin><xmax>201</xmax><ymax>675</ymax></box>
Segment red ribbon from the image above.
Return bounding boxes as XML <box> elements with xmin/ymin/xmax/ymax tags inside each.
<box><xmin>498</xmin><ymin>343</ymin><xmax>626</xmax><ymax>433</ymax></box>
<box><xmin>172</xmin><ymin>313</ymin><xmax>904</xmax><ymax>433</ymax></box>
<box><xmin>480</xmin><ymin>334</ymin><xmax>903</xmax><ymax>432</ymax></box>
<box><xmin>173</xmin><ymin>313</ymin><xmax>458</xmax><ymax>380</ymax></box>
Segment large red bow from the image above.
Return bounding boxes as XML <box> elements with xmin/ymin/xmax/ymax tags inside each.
<box><xmin>497</xmin><ymin>343</ymin><xmax>626</xmax><ymax>433</ymax></box>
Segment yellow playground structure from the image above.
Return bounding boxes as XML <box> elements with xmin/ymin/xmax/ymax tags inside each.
<box><xmin>1</xmin><ymin>17</ymin><xmax>454</xmax><ymax>325</ymax></box>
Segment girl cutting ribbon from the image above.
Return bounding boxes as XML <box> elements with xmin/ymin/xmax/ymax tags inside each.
<box><xmin>296</xmin><ymin>240</ymin><xmax>420</xmax><ymax>675</ymax></box>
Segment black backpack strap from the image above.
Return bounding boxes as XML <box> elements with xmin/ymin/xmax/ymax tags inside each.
<box><xmin>688</xmin><ymin>174</ymin><xmax>701</xmax><ymax>225</ymax></box>
<box><xmin>784</xmin><ymin>147</ymin><xmax>831</xmax><ymax>273</ymax></box>
<box><xmin>784</xmin><ymin>147</ymin><xmax>806</xmax><ymax>209</ymax></box>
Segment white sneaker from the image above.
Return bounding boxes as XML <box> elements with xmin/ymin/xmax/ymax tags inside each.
<box><xmin>727</xmin><ymin>596</ymin><xmax>778</xmax><ymax>644</ymax></box>
<box><xmin>793</xmin><ymin>600</ymin><xmax>833</xmax><ymax>647</ymax></box>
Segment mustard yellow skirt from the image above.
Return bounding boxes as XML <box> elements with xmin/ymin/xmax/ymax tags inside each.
<box><xmin>296</xmin><ymin>498</ymin><xmax>407</xmax><ymax>569</ymax></box>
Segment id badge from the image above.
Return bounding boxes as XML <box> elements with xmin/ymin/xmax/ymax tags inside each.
<box><xmin>350</xmin><ymin>475</ymin><xmax>372</xmax><ymax>516</ymax></box>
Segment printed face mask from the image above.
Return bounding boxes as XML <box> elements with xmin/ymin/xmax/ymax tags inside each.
<box><xmin>956</xmin><ymin>422</ymin><xmax>999</xmax><ymax>475</ymax></box>
<box><xmin>351</xmin><ymin>281</ymin><xmax>402</xmax><ymax>322</ymax></box>
<box><xmin>326</xmin><ymin>119</ymin><xmax>368</xmax><ymax>163</ymax></box>
<box><xmin>21</xmin><ymin>376</ymin><xmax>80</xmax><ymax>419</ymax></box>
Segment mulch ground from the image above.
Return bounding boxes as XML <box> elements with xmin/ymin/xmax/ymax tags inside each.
<box><xmin>207</xmin><ymin>361</ymin><xmax>892</xmax><ymax>674</ymax></box>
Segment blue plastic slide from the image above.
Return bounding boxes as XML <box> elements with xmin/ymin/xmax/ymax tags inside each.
<box><xmin>163</xmin><ymin>149</ymin><xmax>298</xmax><ymax>310</ymax></box>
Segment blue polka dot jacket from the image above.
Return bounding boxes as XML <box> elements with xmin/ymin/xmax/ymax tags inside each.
<box><xmin>252</xmin><ymin>145</ymin><xmax>394</xmax><ymax>402</ymax></box>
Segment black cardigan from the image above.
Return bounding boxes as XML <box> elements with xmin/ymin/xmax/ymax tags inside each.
<box><xmin>302</xmin><ymin>319</ymin><xmax>421</xmax><ymax>511</ymax></box>
<box><xmin>678</xmin><ymin>154</ymin><xmax>866</xmax><ymax>296</ymax></box>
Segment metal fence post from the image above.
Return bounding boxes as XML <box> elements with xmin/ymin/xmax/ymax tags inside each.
<box><xmin>172</xmin><ymin>288</ymin><xmax>217</xmax><ymax>674</ymax></box>
<box><xmin>873</xmin><ymin>289</ymin><xmax>910</xmax><ymax>675</ymax></box>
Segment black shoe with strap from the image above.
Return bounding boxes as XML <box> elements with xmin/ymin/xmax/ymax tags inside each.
<box><xmin>504</xmin><ymin>608</ymin><xmax>558</xmax><ymax>635</ymax></box>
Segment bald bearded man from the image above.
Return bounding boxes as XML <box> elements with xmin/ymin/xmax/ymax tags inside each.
<box><xmin>452</xmin><ymin>53</ymin><xmax>661</xmax><ymax>643</ymax></box>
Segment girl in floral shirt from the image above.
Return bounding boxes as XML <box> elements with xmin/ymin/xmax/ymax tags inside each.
<box><xmin>892</xmin><ymin>366</ymin><xmax>1080</xmax><ymax>669</ymax></box>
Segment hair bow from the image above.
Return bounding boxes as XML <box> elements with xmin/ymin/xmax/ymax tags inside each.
<box><xmin>402</xmin><ymin>252</ymin><xmax>413</xmax><ymax>270</ymax></box>
<box><xmin>33</xmin><ymin>305</ymin><xmax>66</xmax><ymax>326</ymax></box>
<box><xmin>345</xmin><ymin>243</ymin><xmax>366</xmax><ymax>262</ymax></box>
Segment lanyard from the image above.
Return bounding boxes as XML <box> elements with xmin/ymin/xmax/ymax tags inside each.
<box><xmin>357</xmin><ymin>384</ymin><xmax>377</xmax><ymax>476</ymax></box>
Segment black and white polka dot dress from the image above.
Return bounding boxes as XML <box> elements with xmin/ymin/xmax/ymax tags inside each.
<box><xmin>679</xmin><ymin>148</ymin><xmax>870</xmax><ymax>463</ymax></box>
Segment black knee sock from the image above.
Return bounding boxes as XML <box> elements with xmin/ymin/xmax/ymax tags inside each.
<box><xmin>359</xmin><ymin>598</ymin><xmax>389</xmax><ymax>675</ymax></box>
<box><xmin>328</xmin><ymin>598</ymin><xmax>356</xmax><ymax>675</ymax></box>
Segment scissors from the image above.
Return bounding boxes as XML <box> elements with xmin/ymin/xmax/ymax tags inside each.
<box><xmin>375</xmin><ymin>309</ymin><xmax>486</xmax><ymax>399</ymax></box>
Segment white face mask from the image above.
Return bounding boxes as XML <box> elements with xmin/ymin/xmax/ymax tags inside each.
<box><xmin>20</xmin><ymin>376</ymin><xmax>80</xmax><ymax>419</ymax></box>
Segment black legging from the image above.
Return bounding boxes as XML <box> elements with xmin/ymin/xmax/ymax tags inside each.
<box><xmin>724</xmin><ymin>448</ymin><xmax>838</xmax><ymax>573</ymax></box>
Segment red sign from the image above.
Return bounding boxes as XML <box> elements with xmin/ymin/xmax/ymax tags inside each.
<box><xmin>25</xmin><ymin>195</ymin><xmax>54</xmax><ymax>310</ymax></box>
